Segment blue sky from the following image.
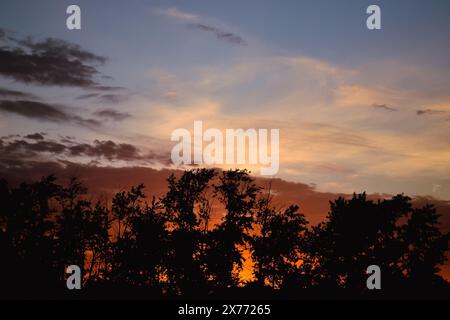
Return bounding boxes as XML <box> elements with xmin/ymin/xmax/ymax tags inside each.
<box><xmin>2</xmin><ymin>0</ymin><xmax>450</xmax><ymax>86</ymax></box>
<box><xmin>1</xmin><ymin>1</ymin><xmax>450</xmax><ymax>199</ymax></box>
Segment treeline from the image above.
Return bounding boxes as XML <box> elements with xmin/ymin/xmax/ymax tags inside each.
<box><xmin>0</xmin><ymin>169</ymin><xmax>449</xmax><ymax>299</ymax></box>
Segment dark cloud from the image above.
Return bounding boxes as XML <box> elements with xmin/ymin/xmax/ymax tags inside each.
<box><xmin>18</xmin><ymin>37</ymin><xmax>106</xmax><ymax>64</ymax></box>
<box><xmin>372</xmin><ymin>103</ymin><xmax>397</xmax><ymax>112</ymax></box>
<box><xmin>24</xmin><ymin>133</ymin><xmax>45</xmax><ymax>140</ymax></box>
<box><xmin>67</xmin><ymin>140</ymin><xmax>171</xmax><ymax>164</ymax></box>
<box><xmin>188</xmin><ymin>23</ymin><xmax>247</xmax><ymax>45</ymax></box>
<box><xmin>76</xmin><ymin>93</ymin><xmax>99</xmax><ymax>100</ymax></box>
<box><xmin>0</xmin><ymin>135</ymin><xmax>170</xmax><ymax>167</ymax></box>
<box><xmin>416</xmin><ymin>109</ymin><xmax>446</xmax><ymax>116</ymax></box>
<box><xmin>0</xmin><ymin>99</ymin><xmax>69</xmax><ymax>121</ymax></box>
<box><xmin>25</xmin><ymin>140</ymin><xmax>66</xmax><ymax>153</ymax></box>
<box><xmin>94</xmin><ymin>109</ymin><xmax>131</xmax><ymax>121</ymax></box>
<box><xmin>0</xmin><ymin>87</ymin><xmax>35</xmax><ymax>99</ymax></box>
<box><xmin>89</xmin><ymin>85</ymin><xmax>125</xmax><ymax>91</ymax></box>
<box><xmin>0</xmin><ymin>134</ymin><xmax>20</xmax><ymax>140</ymax></box>
<box><xmin>0</xmin><ymin>99</ymin><xmax>101</xmax><ymax>127</ymax></box>
<box><xmin>0</xmin><ymin>31</ymin><xmax>108</xmax><ymax>88</ymax></box>
<box><xmin>0</xmin><ymin>28</ymin><xmax>14</xmax><ymax>42</ymax></box>
<box><xmin>59</xmin><ymin>135</ymin><xmax>76</xmax><ymax>144</ymax></box>
<box><xmin>0</xmin><ymin>139</ymin><xmax>66</xmax><ymax>158</ymax></box>
<box><xmin>72</xmin><ymin>116</ymin><xmax>101</xmax><ymax>127</ymax></box>
<box><xmin>68</xmin><ymin>140</ymin><xmax>140</xmax><ymax>161</ymax></box>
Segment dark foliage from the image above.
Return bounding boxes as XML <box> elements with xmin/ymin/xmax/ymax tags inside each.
<box><xmin>0</xmin><ymin>170</ymin><xmax>448</xmax><ymax>299</ymax></box>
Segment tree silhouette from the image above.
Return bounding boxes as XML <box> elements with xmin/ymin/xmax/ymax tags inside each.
<box><xmin>0</xmin><ymin>171</ymin><xmax>448</xmax><ymax>299</ymax></box>
<box><xmin>305</xmin><ymin>193</ymin><xmax>449</xmax><ymax>295</ymax></box>
<box><xmin>108</xmin><ymin>184</ymin><xmax>146</xmax><ymax>285</ymax></box>
<box><xmin>402</xmin><ymin>204</ymin><xmax>450</xmax><ymax>289</ymax></box>
<box><xmin>127</xmin><ymin>198</ymin><xmax>169</xmax><ymax>289</ymax></box>
<box><xmin>251</xmin><ymin>196</ymin><xmax>308</xmax><ymax>289</ymax></box>
<box><xmin>203</xmin><ymin>169</ymin><xmax>259</xmax><ymax>288</ymax></box>
<box><xmin>0</xmin><ymin>176</ymin><xmax>61</xmax><ymax>297</ymax></box>
<box><xmin>55</xmin><ymin>178</ymin><xmax>87</xmax><ymax>278</ymax></box>
<box><xmin>162</xmin><ymin>169</ymin><xmax>216</xmax><ymax>295</ymax></box>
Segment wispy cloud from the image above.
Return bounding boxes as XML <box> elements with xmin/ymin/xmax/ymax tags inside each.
<box><xmin>372</xmin><ymin>103</ymin><xmax>397</xmax><ymax>111</ymax></box>
<box><xmin>0</xmin><ymin>99</ymin><xmax>101</xmax><ymax>127</ymax></box>
<box><xmin>155</xmin><ymin>7</ymin><xmax>198</xmax><ymax>23</ymax></box>
<box><xmin>156</xmin><ymin>7</ymin><xmax>247</xmax><ymax>46</ymax></box>
<box><xmin>0</xmin><ymin>87</ymin><xmax>36</xmax><ymax>99</ymax></box>
<box><xmin>188</xmin><ymin>23</ymin><xmax>247</xmax><ymax>46</ymax></box>
<box><xmin>0</xmin><ymin>100</ymin><xmax>70</xmax><ymax>122</ymax></box>
<box><xmin>77</xmin><ymin>92</ymin><xmax>128</xmax><ymax>104</ymax></box>
<box><xmin>94</xmin><ymin>108</ymin><xmax>131</xmax><ymax>121</ymax></box>
<box><xmin>416</xmin><ymin>109</ymin><xmax>446</xmax><ymax>116</ymax></box>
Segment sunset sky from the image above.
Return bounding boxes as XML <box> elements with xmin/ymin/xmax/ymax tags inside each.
<box><xmin>1</xmin><ymin>0</ymin><xmax>450</xmax><ymax>200</ymax></box>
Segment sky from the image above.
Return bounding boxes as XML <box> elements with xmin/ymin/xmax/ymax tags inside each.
<box><xmin>1</xmin><ymin>0</ymin><xmax>450</xmax><ymax>199</ymax></box>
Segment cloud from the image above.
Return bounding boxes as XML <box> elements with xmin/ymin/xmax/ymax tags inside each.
<box><xmin>0</xmin><ymin>139</ymin><xmax>66</xmax><ymax>156</ymax></box>
<box><xmin>0</xmin><ymin>30</ymin><xmax>108</xmax><ymax>88</ymax></box>
<box><xmin>0</xmin><ymin>99</ymin><xmax>70</xmax><ymax>121</ymax></box>
<box><xmin>416</xmin><ymin>109</ymin><xmax>446</xmax><ymax>116</ymax></box>
<box><xmin>76</xmin><ymin>93</ymin><xmax>99</xmax><ymax>100</ymax></box>
<box><xmin>24</xmin><ymin>133</ymin><xmax>45</xmax><ymax>140</ymax></box>
<box><xmin>0</xmin><ymin>135</ymin><xmax>170</xmax><ymax>169</ymax></box>
<box><xmin>96</xmin><ymin>93</ymin><xmax>128</xmax><ymax>103</ymax></box>
<box><xmin>67</xmin><ymin>140</ymin><xmax>141</xmax><ymax>161</ymax></box>
<box><xmin>139</xmin><ymin>54</ymin><xmax>450</xmax><ymax>197</ymax></box>
<box><xmin>156</xmin><ymin>7</ymin><xmax>246</xmax><ymax>45</ymax></box>
<box><xmin>156</xmin><ymin>7</ymin><xmax>198</xmax><ymax>22</ymax></box>
<box><xmin>0</xmin><ymin>28</ymin><xmax>14</xmax><ymax>42</ymax></box>
<box><xmin>0</xmin><ymin>87</ymin><xmax>35</xmax><ymax>99</ymax></box>
<box><xmin>0</xmin><ymin>99</ymin><xmax>100</xmax><ymax>127</ymax></box>
<box><xmin>0</xmin><ymin>134</ymin><xmax>20</xmax><ymax>140</ymax></box>
<box><xmin>433</xmin><ymin>184</ymin><xmax>442</xmax><ymax>193</ymax></box>
<box><xmin>19</xmin><ymin>37</ymin><xmax>105</xmax><ymax>63</ymax></box>
<box><xmin>89</xmin><ymin>85</ymin><xmax>125</xmax><ymax>91</ymax></box>
<box><xmin>72</xmin><ymin>116</ymin><xmax>102</xmax><ymax>127</ymax></box>
<box><xmin>77</xmin><ymin>92</ymin><xmax>128</xmax><ymax>104</ymax></box>
<box><xmin>188</xmin><ymin>23</ymin><xmax>247</xmax><ymax>45</ymax></box>
<box><xmin>372</xmin><ymin>103</ymin><xmax>397</xmax><ymax>111</ymax></box>
<box><xmin>335</xmin><ymin>85</ymin><xmax>401</xmax><ymax>108</ymax></box>
<box><xmin>94</xmin><ymin>109</ymin><xmax>131</xmax><ymax>121</ymax></box>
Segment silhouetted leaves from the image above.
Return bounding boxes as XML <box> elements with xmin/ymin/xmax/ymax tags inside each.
<box><xmin>0</xmin><ymin>171</ymin><xmax>448</xmax><ymax>299</ymax></box>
